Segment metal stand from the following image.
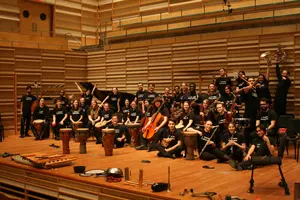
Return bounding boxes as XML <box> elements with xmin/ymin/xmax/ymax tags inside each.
<box><xmin>124</xmin><ymin>168</ymin><xmax>153</xmax><ymax>187</ymax></box>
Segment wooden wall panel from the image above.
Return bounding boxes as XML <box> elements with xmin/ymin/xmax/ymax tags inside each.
<box><xmin>0</xmin><ymin>0</ymin><xmax>20</xmax><ymax>33</ymax></box>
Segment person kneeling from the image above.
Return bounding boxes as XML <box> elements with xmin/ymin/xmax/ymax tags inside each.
<box><xmin>108</xmin><ymin>115</ymin><xmax>126</xmax><ymax>148</ymax></box>
<box><xmin>235</xmin><ymin>125</ymin><xmax>275</xmax><ymax>171</ymax></box>
<box><xmin>152</xmin><ymin>119</ymin><xmax>183</xmax><ymax>159</ymax></box>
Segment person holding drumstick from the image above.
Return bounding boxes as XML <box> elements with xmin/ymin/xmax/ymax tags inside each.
<box><xmin>70</xmin><ymin>100</ymin><xmax>83</xmax><ymax>137</ymax></box>
<box><xmin>152</xmin><ymin>119</ymin><xmax>183</xmax><ymax>159</ymax></box>
<box><xmin>99</xmin><ymin>103</ymin><xmax>113</xmax><ymax>127</ymax></box>
<box><xmin>52</xmin><ymin>98</ymin><xmax>68</xmax><ymax>140</ymax></box>
<box><xmin>75</xmin><ymin>82</ymin><xmax>96</xmax><ymax>106</ymax></box>
<box><xmin>108</xmin><ymin>115</ymin><xmax>126</xmax><ymax>148</ymax></box>
<box><xmin>32</xmin><ymin>98</ymin><xmax>49</xmax><ymax>140</ymax></box>
<box><xmin>107</xmin><ymin>87</ymin><xmax>121</xmax><ymax>113</ymax></box>
<box><xmin>87</xmin><ymin>100</ymin><xmax>101</xmax><ymax>144</ymax></box>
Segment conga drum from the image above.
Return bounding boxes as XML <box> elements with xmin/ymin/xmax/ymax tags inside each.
<box><xmin>33</xmin><ymin>119</ymin><xmax>44</xmax><ymax>140</ymax></box>
<box><xmin>72</xmin><ymin>121</ymin><xmax>83</xmax><ymax>142</ymax></box>
<box><xmin>102</xmin><ymin>128</ymin><xmax>115</xmax><ymax>156</ymax></box>
<box><xmin>183</xmin><ymin>131</ymin><xmax>198</xmax><ymax>160</ymax></box>
<box><xmin>77</xmin><ymin>128</ymin><xmax>89</xmax><ymax>154</ymax></box>
<box><xmin>60</xmin><ymin>128</ymin><xmax>72</xmax><ymax>154</ymax></box>
<box><xmin>126</xmin><ymin>123</ymin><xmax>140</xmax><ymax>147</ymax></box>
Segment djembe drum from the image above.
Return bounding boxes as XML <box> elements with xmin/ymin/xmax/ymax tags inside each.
<box><xmin>60</xmin><ymin>128</ymin><xmax>72</xmax><ymax>154</ymax></box>
<box><xmin>77</xmin><ymin>128</ymin><xmax>89</xmax><ymax>154</ymax></box>
<box><xmin>33</xmin><ymin>119</ymin><xmax>44</xmax><ymax>140</ymax></box>
<box><xmin>72</xmin><ymin>121</ymin><xmax>83</xmax><ymax>142</ymax></box>
<box><xmin>126</xmin><ymin>123</ymin><xmax>140</xmax><ymax>147</ymax></box>
<box><xmin>102</xmin><ymin>128</ymin><xmax>115</xmax><ymax>156</ymax></box>
<box><xmin>94</xmin><ymin>122</ymin><xmax>105</xmax><ymax>138</ymax></box>
<box><xmin>183</xmin><ymin>131</ymin><xmax>198</xmax><ymax>160</ymax></box>
<box><xmin>175</xmin><ymin>124</ymin><xmax>184</xmax><ymax>132</ymax></box>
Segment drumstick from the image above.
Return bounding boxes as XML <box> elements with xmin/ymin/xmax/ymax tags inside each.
<box><xmin>198</xmin><ymin>126</ymin><xmax>219</xmax><ymax>158</ymax></box>
<box><xmin>99</xmin><ymin>96</ymin><xmax>109</xmax><ymax>107</ymax></box>
<box><xmin>74</xmin><ymin>82</ymin><xmax>83</xmax><ymax>94</ymax></box>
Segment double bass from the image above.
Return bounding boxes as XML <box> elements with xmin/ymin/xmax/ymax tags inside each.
<box><xmin>142</xmin><ymin>102</ymin><xmax>165</xmax><ymax>140</ymax></box>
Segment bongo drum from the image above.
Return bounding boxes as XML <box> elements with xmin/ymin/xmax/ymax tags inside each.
<box><xmin>126</xmin><ymin>123</ymin><xmax>140</xmax><ymax>147</ymax></box>
<box><xmin>102</xmin><ymin>128</ymin><xmax>115</xmax><ymax>156</ymax></box>
<box><xmin>33</xmin><ymin>119</ymin><xmax>44</xmax><ymax>140</ymax></box>
<box><xmin>175</xmin><ymin>124</ymin><xmax>184</xmax><ymax>131</ymax></box>
<box><xmin>60</xmin><ymin>128</ymin><xmax>72</xmax><ymax>154</ymax></box>
<box><xmin>77</xmin><ymin>128</ymin><xmax>89</xmax><ymax>154</ymax></box>
<box><xmin>72</xmin><ymin>121</ymin><xmax>83</xmax><ymax>142</ymax></box>
<box><xmin>183</xmin><ymin>131</ymin><xmax>198</xmax><ymax>160</ymax></box>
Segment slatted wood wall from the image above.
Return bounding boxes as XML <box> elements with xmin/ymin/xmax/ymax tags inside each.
<box><xmin>87</xmin><ymin>24</ymin><xmax>300</xmax><ymax>118</ymax></box>
<box><xmin>0</xmin><ymin>47</ymin><xmax>86</xmax><ymax>134</ymax></box>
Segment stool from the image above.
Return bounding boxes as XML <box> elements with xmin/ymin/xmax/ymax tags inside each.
<box><xmin>248</xmin><ymin>156</ymin><xmax>290</xmax><ymax>195</ymax></box>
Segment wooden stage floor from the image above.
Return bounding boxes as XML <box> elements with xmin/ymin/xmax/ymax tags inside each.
<box><xmin>0</xmin><ymin>135</ymin><xmax>298</xmax><ymax>200</ymax></box>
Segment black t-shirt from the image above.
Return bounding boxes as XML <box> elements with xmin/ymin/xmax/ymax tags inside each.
<box><xmin>256</xmin><ymin>110</ymin><xmax>277</xmax><ymax>130</ymax></box>
<box><xmin>129</xmin><ymin>108</ymin><xmax>140</xmax><ymax>122</ymax></box>
<box><xmin>54</xmin><ymin>106</ymin><xmax>68</xmax><ymax>122</ymax></box>
<box><xmin>242</xmin><ymin>89</ymin><xmax>259</xmax><ymax>114</ymax></box>
<box><xmin>237</xmin><ymin>79</ymin><xmax>247</xmax><ymax>89</ymax></box>
<box><xmin>180</xmin><ymin>91</ymin><xmax>189</xmax><ymax>103</ymax></box>
<box><xmin>108</xmin><ymin>93</ymin><xmax>120</xmax><ymax>110</ymax></box>
<box><xmin>108</xmin><ymin>124</ymin><xmax>125</xmax><ymax>138</ymax></box>
<box><xmin>180</xmin><ymin>111</ymin><xmax>192</xmax><ymax>126</ymax></box>
<box><xmin>198</xmin><ymin>130</ymin><xmax>214</xmax><ymax>152</ymax></box>
<box><xmin>162</xmin><ymin>94</ymin><xmax>174</xmax><ymax>109</ymax></box>
<box><xmin>161</xmin><ymin>129</ymin><xmax>182</xmax><ymax>148</ymax></box>
<box><xmin>223</xmin><ymin>132</ymin><xmax>245</xmax><ymax>154</ymax></box>
<box><xmin>252</xmin><ymin>135</ymin><xmax>275</xmax><ymax>156</ymax></box>
<box><xmin>121</xmin><ymin>106</ymin><xmax>130</xmax><ymax>121</ymax></box>
<box><xmin>150</xmin><ymin>107</ymin><xmax>169</xmax><ymax>117</ymax></box>
<box><xmin>188</xmin><ymin>92</ymin><xmax>198</xmax><ymax>103</ymax></box>
<box><xmin>173</xmin><ymin>93</ymin><xmax>182</xmax><ymax>107</ymax></box>
<box><xmin>135</xmin><ymin>91</ymin><xmax>145</xmax><ymax>103</ymax></box>
<box><xmin>215</xmin><ymin>77</ymin><xmax>232</xmax><ymax>95</ymax></box>
<box><xmin>88</xmin><ymin>107</ymin><xmax>101</xmax><ymax>120</ymax></box>
<box><xmin>220</xmin><ymin>94</ymin><xmax>236</xmax><ymax>112</ymax></box>
<box><xmin>101</xmin><ymin>110</ymin><xmax>113</xmax><ymax>121</ymax></box>
<box><xmin>144</xmin><ymin>106</ymin><xmax>152</xmax><ymax>118</ymax></box>
<box><xmin>202</xmin><ymin>92</ymin><xmax>221</xmax><ymax>105</ymax></box>
<box><xmin>215</xmin><ymin>112</ymin><xmax>229</xmax><ymax>132</ymax></box>
<box><xmin>145</xmin><ymin>91</ymin><xmax>158</xmax><ymax>104</ymax></box>
<box><xmin>70</xmin><ymin>108</ymin><xmax>82</xmax><ymax>122</ymax></box>
<box><xmin>54</xmin><ymin>96</ymin><xmax>69</xmax><ymax>107</ymax></box>
<box><xmin>33</xmin><ymin>105</ymin><xmax>49</xmax><ymax>120</ymax></box>
<box><xmin>275</xmin><ymin>63</ymin><xmax>291</xmax><ymax>99</ymax></box>
<box><xmin>256</xmin><ymin>81</ymin><xmax>271</xmax><ymax>100</ymax></box>
<box><xmin>82</xmin><ymin>93</ymin><xmax>93</xmax><ymax>106</ymax></box>
<box><xmin>21</xmin><ymin>94</ymin><xmax>37</xmax><ymax>113</ymax></box>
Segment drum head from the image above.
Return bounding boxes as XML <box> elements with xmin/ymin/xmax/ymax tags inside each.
<box><xmin>175</xmin><ymin>124</ymin><xmax>184</xmax><ymax>129</ymax></box>
<box><xmin>80</xmin><ymin>169</ymin><xmax>106</xmax><ymax>177</ymax></box>
<box><xmin>126</xmin><ymin>123</ymin><xmax>140</xmax><ymax>128</ymax></box>
<box><xmin>95</xmin><ymin>122</ymin><xmax>105</xmax><ymax>128</ymax></box>
<box><xmin>77</xmin><ymin>128</ymin><xmax>89</xmax><ymax>132</ymax></box>
<box><xmin>74</xmin><ymin>121</ymin><xmax>83</xmax><ymax>124</ymax></box>
<box><xmin>34</xmin><ymin>119</ymin><xmax>44</xmax><ymax>124</ymax></box>
<box><xmin>102</xmin><ymin>128</ymin><xmax>115</xmax><ymax>133</ymax></box>
<box><xmin>60</xmin><ymin>128</ymin><xmax>72</xmax><ymax>132</ymax></box>
<box><xmin>183</xmin><ymin>131</ymin><xmax>198</xmax><ymax>136</ymax></box>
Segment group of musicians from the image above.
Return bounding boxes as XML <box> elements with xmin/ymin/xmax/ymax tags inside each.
<box><xmin>20</xmin><ymin>61</ymin><xmax>291</xmax><ymax>170</ymax></box>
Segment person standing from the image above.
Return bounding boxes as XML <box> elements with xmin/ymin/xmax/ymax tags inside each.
<box><xmin>52</xmin><ymin>98</ymin><xmax>68</xmax><ymax>140</ymax></box>
<box><xmin>20</xmin><ymin>86</ymin><xmax>37</xmax><ymax>138</ymax></box>
<box><xmin>215</xmin><ymin>68</ymin><xmax>232</xmax><ymax>96</ymax></box>
<box><xmin>134</xmin><ymin>82</ymin><xmax>146</xmax><ymax>113</ymax></box>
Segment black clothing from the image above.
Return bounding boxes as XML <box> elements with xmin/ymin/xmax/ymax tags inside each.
<box><xmin>180</xmin><ymin>91</ymin><xmax>189</xmax><ymax>103</ymax></box>
<box><xmin>219</xmin><ymin>94</ymin><xmax>236</xmax><ymax>112</ymax></box>
<box><xmin>128</xmin><ymin>108</ymin><xmax>140</xmax><ymax>122</ymax></box>
<box><xmin>180</xmin><ymin>111</ymin><xmax>193</xmax><ymax>127</ymax></box>
<box><xmin>256</xmin><ymin>80</ymin><xmax>271</xmax><ymax>101</ymax></box>
<box><xmin>202</xmin><ymin>92</ymin><xmax>221</xmax><ymax>105</ymax></box>
<box><xmin>82</xmin><ymin>93</ymin><xmax>93</xmax><ymax>106</ymax></box>
<box><xmin>88</xmin><ymin>107</ymin><xmax>101</xmax><ymax>120</ymax></box>
<box><xmin>223</xmin><ymin>132</ymin><xmax>245</xmax><ymax>162</ymax></box>
<box><xmin>173</xmin><ymin>92</ymin><xmax>182</xmax><ymax>108</ymax></box>
<box><xmin>70</xmin><ymin>108</ymin><xmax>82</xmax><ymax>122</ymax></box>
<box><xmin>242</xmin><ymin>89</ymin><xmax>259</xmax><ymax>126</ymax></box>
<box><xmin>145</xmin><ymin>91</ymin><xmax>158</xmax><ymax>104</ymax></box>
<box><xmin>21</xmin><ymin>94</ymin><xmax>37</xmax><ymax>114</ymax></box>
<box><xmin>150</xmin><ymin>107</ymin><xmax>169</xmax><ymax>118</ymax></box>
<box><xmin>100</xmin><ymin>110</ymin><xmax>113</xmax><ymax>121</ymax></box>
<box><xmin>274</xmin><ymin>63</ymin><xmax>291</xmax><ymax>116</ymax></box>
<box><xmin>215</xmin><ymin>77</ymin><xmax>232</xmax><ymax>95</ymax></box>
<box><xmin>108</xmin><ymin>93</ymin><xmax>120</xmax><ymax>113</ymax></box>
<box><xmin>108</xmin><ymin>123</ymin><xmax>126</xmax><ymax>148</ymax></box>
<box><xmin>256</xmin><ymin>109</ymin><xmax>277</xmax><ymax>136</ymax></box>
<box><xmin>33</xmin><ymin>105</ymin><xmax>49</xmax><ymax>121</ymax></box>
<box><xmin>80</xmin><ymin>104</ymin><xmax>89</xmax><ymax>126</ymax></box>
<box><xmin>54</xmin><ymin>96</ymin><xmax>69</xmax><ymax>108</ymax></box>
<box><xmin>187</xmin><ymin>92</ymin><xmax>197</xmax><ymax>103</ymax></box>
<box><xmin>252</xmin><ymin>135</ymin><xmax>275</xmax><ymax>156</ymax></box>
<box><xmin>121</xmin><ymin>106</ymin><xmax>130</xmax><ymax>122</ymax></box>
<box><xmin>54</xmin><ymin>106</ymin><xmax>68</xmax><ymax>123</ymax></box>
<box><xmin>31</xmin><ymin>121</ymin><xmax>49</xmax><ymax>140</ymax></box>
<box><xmin>136</xmin><ymin>90</ymin><xmax>145</xmax><ymax>103</ymax></box>
<box><xmin>162</xmin><ymin>94</ymin><xmax>174</xmax><ymax>110</ymax></box>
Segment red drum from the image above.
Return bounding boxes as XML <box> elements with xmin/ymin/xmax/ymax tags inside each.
<box><xmin>102</xmin><ymin>128</ymin><xmax>115</xmax><ymax>156</ymax></box>
<box><xmin>33</xmin><ymin>119</ymin><xmax>44</xmax><ymax>140</ymax></box>
<box><xmin>77</xmin><ymin>128</ymin><xmax>89</xmax><ymax>154</ymax></box>
<box><xmin>183</xmin><ymin>131</ymin><xmax>198</xmax><ymax>160</ymax></box>
<box><xmin>72</xmin><ymin>121</ymin><xmax>83</xmax><ymax>142</ymax></box>
<box><xmin>126</xmin><ymin>123</ymin><xmax>140</xmax><ymax>147</ymax></box>
<box><xmin>60</xmin><ymin>128</ymin><xmax>72</xmax><ymax>154</ymax></box>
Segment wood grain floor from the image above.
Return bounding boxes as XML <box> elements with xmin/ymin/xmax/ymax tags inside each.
<box><xmin>0</xmin><ymin>135</ymin><xmax>298</xmax><ymax>200</ymax></box>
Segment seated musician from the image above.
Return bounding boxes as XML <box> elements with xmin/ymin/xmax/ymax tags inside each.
<box><xmin>214</xmin><ymin>103</ymin><xmax>232</xmax><ymax>147</ymax></box>
<box><xmin>121</xmin><ymin>99</ymin><xmax>130</xmax><ymax>123</ymax></box>
<box><xmin>221</xmin><ymin>122</ymin><xmax>246</xmax><ymax>163</ymax></box>
<box><xmin>162</xmin><ymin>87</ymin><xmax>174</xmax><ymax>112</ymax></box>
<box><xmin>54</xmin><ymin>90</ymin><xmax>70</xmax><ymax>111</ymax></box>
<box><xmin>197</xmin><ymin>120</ymin><xmax>237</xmax><ymax>168</ymax></box>
<box><xmin>187</xmin><ymin>83</ymin><xmax>198</xmax><ymax>103</ymax></box>
<box><xmin>172</xmin><ymin>85</ymin><xmax>181</xmax><ymax>110</ymax></box>
<box><xmin>235</xmin><ymin>125</ymin><xmax>275</xmax><ymax>171</ymax></box>
<box><xmin>136</xmin><ymin>97</ymin><xmax>169</xmax><ymax>150</ymax></box>
<box><xmin>70</xmin><ymin>100</ymin><xmax>83</xmax><ymax>137</ymax></box>
<box><xmin>177</xmin><ymin>101</ymin><xmax>201</xmax><ymax>135</ymax></box>
<box><xmin>152</xmin><ymin>119</ymin><xmax>183</xmax><ymax>159</ymax></box>
<box><xmin>145</xmin><ymin>83</ymin><xmax>159</xmax><ymax>104</ymax></box>
<box><xmin>201</xmin><ymin>83</ymin><xmax>221</xmax><ymax>106</ymax></box>
<box><xmin>199</xmin><ymin>99</ymin><xmax>214</xmax><ymax>124</ymax></box>
<box><xmin>180</xmin><ymin>82</ymin><xmax>189</xmax><ymax>107</ymax></box>
<box><xmin>100</xmin><ymin>103</ymin><xmax>113</xmax><ymax>127</ymax></box>
<box><xmin>52</xmin><ymin>98</ymin><xmax>68</xmax><ymax>140</ymax></box>
<box><xmin>250</xmin><ymin>98</ymin><xmax>277</xmax><ymax>142</ymax></box>
<box><xmin>134</xmin><ymin>82</ymin><xmax>145</xmax><ymax>113</ymax></box>
<box><xmin>32</xmin><ymin>98</ymin><xmax>49</xmax><ymax>140</ymax></box>
<box><xmin>79</xmin><ymin>97</ymin><xmax>89</xmax><ymax>127</ymax></box>
<box><xmin>219</xmin><ymin>85</ymin><xmax>241</xmax><ymax>117</ymax></box>
<box><xmin>126</xmin><ymin>101</ymin><xmax>140</xmax><ymax>124</ymax></box>
<box><xmin>108</xmin><ymin>115</ymin><xmax>126</xmax><ymax>148</ymax></box>
<box><xmin>87</xmin><ymin>100</ymin><xmax>101</xmax><ymax>144</ymax></box>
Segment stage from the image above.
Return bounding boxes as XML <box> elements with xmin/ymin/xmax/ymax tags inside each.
<box><xmin>0</xmin><ymin>135</ymin><xmax>298</xmax><ymax>200</ymax></box>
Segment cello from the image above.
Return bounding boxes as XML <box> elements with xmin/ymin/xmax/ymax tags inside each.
<box><xmin>142</xmin><ymin>101</ymin><xmax>165</xmax><ymax>140</ymax></box>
